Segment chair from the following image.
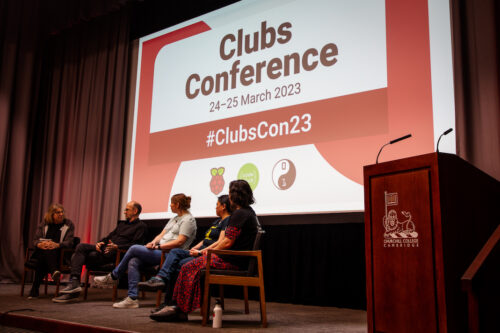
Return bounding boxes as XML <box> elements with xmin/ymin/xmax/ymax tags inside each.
<box><xmin>83</xmin><ymin>248</ymin><xmax>125</xmax><ymax>301</ymax></box>
<box><xmin>20</xmin><ymin>237</ymin><xmax>80</xmax><ymax>297</ymax></box>
<box><xmin>201</xmin><ymin>229</ymin><xmax>266</xmax><ymax>327</ymax></box>
<box><xmin>84</xmin><ymin>248</ymin><xmax>164</xmax><ymax>306</ymax></box>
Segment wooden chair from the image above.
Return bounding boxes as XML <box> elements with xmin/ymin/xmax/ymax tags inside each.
<box><xmin>201</xmin><ymin>229</ymin><xmax>266</xmax><ymax>327</ymax></box>
<box><xmin>83</xmin><ymin>248</ymin><xmax>125</xmax><ymax>301</ymax></box>
<box><xmin>20</xmin><ymin>237</ymin><xmax>80</xmax><ymax>297</ymax></box>
<box><xmin>84</xmin><ymin>249</ymin><xmax>165</xmax><ymax>306</ymax></box>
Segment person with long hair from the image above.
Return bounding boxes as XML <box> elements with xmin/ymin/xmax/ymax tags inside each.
<box><xmin>138</xmin><ymin>194</ymin><xmax>232</xmax><ymax>309</ymax></box>
<box><xmin>94</xmin><ymin>194</ymin><xmax>197</xmax><ymax>309</ymax></box>
<box><xmin>150</xmin><ymin>180</ymin><xmax>258</xmax><ymax>322</ymax></box>
<box><xmin>26</xmin><ymin>203</ymin><xmax>75</xmax><ymax>299</ymax></box>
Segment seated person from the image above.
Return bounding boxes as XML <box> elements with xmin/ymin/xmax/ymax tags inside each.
<box><xmin>26</xmin><ymin>203</ymin><xmax>75</xmax><ymax>299</ymax></box>
<box><xmin>150</xmin><ymin>180</ymin><xmax>258</xmax><ymax>322</ymax></box>
<box><xmin>52</xmin><ymin>201</ymin><xmax>146</xmax><ymax>303</ymax></box>
<box><xmin>94</xmin><ymin>193</ymin><xmax>197</xmax><ymax>309</ymax></box>
<box><xmin>138</xmin><ymin>194</ymin><xmax>232</xmax><ymax>308</ymax></box>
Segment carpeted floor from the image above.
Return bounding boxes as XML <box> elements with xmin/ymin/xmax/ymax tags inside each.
<box><xmin>0</xmin><ymin>283</ymin><xmax>367</xmax><ymax>332</ymax></box>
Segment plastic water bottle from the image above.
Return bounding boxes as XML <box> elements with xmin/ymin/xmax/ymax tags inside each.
<box><xmin>212</xmin><ymin>299</ymin><xmax>222</xmax><ymax>328</ymax></box>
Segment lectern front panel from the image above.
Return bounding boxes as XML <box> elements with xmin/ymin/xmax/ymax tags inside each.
<box><xmin>369</xmin><ymin>168</ymin><xmax>438</xmax><ymax>332</ymax></box>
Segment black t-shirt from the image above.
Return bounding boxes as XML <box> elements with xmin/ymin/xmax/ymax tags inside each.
<box><xmin>223</xmin><ymin>206</ymin><xmax>258</xmax><ymax>269</ymax></box>
<box><xmin>45</xmin><ymin>223</ymin><xmax>62</xmax><ymax>242</ymax></box>
<box><xmin>201</xmin><ymin>216</ymin><xmax>230</xmax><ymax>249</ymax></box>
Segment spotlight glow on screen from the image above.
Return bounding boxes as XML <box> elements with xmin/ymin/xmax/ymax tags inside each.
<box><xmin>128</xmin><ymin>0</ymin><xmax>456</xmax><ymax>218</ymax></box>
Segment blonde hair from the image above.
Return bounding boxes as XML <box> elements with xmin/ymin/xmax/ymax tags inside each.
<box><xmin>44</xmin><ymin>203</ymin><xmax>65</xmax><ymax>224</ymax></box>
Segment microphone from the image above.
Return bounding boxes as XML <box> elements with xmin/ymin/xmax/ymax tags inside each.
<box><xmin>436</xmin><ymin>128</ymin><xmax>453</xmax><ymax>152</ymax></box>
<box><xmin>376</xmin><ymin>134</ymin><xmax>412</xmax><ymax>164</ymax></box>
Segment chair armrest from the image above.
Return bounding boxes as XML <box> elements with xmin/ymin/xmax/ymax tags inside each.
<box><xmin>207</xmin><ymin>249</ymin><xmax>261</xmax><ymax>257</ymax></box>
<box><xmin>115</xmin><ymin>249</ymin><xmax>127</xmax><ymax>265</ymax></box>
<box><xmin>204</xmin><ymin>249</ymin><xmax>262</xmax><ymax>273</ymax></box>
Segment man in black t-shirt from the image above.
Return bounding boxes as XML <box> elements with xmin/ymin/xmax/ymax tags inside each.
<box><xmin>52</xmin><ymin>201</ymin><xmax>147</xmax><ymax>303</ymax></box>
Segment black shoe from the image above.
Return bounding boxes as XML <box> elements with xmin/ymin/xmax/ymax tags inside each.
<box><xmin>59</xmin><ymin>280</ymin><xmax>82</xmax><ymax>294</ymax></box>
<box><xmin>150</xmin><ymin>305</ymin><xmax>187</xmax><ymax>322</ymax></box>
<box><xmin>150</xmin><ymin>303</ymin><xmax>168</xmax><ymax>314</ymax></box>
<box><xmin>27</xmin><ymin>289</ymin><xmax>39</xmax><ymax>299</ymax></box>
<box><xmin>52</xmin><ymin>292</ymin><xmax>80</xmax><ymax>303</ymax></box>
<box><xmin>138</xmin><ymin>276</ymin><xmax>165</xmax><ymax>292</ymax></box>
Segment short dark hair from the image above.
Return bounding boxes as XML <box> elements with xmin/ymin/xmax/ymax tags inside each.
<box><xmin>132</xmin><ymin>201</ymin><xmax>142</xmax><ymax>215</ymax></box>
<box><xmin>229</xmin><ymin>179</ymin><xmax>255</xmax><ymax>208</ymax></box>
<box><xmin>217</xmin><ymin>194</ymin><xmax>232</xmax><ymax>213</ymax></box>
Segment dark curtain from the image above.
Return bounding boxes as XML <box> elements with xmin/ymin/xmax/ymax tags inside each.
<box><xmin>0</xmin><ymin>1</ymin><xmax>131</xmax><ymax>281</ymax></box>
<box><xmin>452</xmin><ymin>0</ymin><xmax>500</xmax><ymax>181</ymax></box>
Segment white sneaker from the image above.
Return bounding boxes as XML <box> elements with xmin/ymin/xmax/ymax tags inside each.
<box><xmin>94</xmin><ymin>273</ymin><xmax>117</xmax><ymax>288</ymax></box>
<box><xmin>113</xmin><ymin>296</ymin><xmax>139</xmax><ymax>309</ymax></box>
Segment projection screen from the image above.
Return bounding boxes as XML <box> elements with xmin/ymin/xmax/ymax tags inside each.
<box><xmin>127</xmin><ymin>0</ymin><xmax>456</xmax><ymax>218</ymax></box>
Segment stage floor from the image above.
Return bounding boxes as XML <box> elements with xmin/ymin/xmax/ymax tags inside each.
<box><xmin>0</xmin><ymin>283</ymin><xmax>367</xmax><ymax>332</ymax></box>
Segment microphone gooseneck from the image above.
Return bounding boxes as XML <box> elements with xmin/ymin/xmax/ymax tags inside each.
<box><xmin>376</xmin><ymin>134</ymin><xmax>412</xmax><ymax>164</ymax></box>
<box><xmin>436</xmin><ymin>128</ymin><xmax>453</xmax><ymax>152</ymax></box>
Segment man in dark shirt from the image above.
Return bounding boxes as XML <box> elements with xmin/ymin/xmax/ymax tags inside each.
<box><xmin>52</xmin><ymin>201</ymin><xmax>147</xmax><ymax>303</ymax></box>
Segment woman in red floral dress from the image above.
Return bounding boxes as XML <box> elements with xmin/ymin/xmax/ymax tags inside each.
<box><xmin>150</xmin><ymin>179</ymin><xmax>259</xmax><ymax>322</ymax></box>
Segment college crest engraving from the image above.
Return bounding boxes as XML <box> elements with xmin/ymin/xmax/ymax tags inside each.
<box><xmin>383</xmin><ymin>191</ymin><xmax>419</xmax><ymax>248</ymax></box>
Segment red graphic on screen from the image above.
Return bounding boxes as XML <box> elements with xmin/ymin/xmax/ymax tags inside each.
<box><xmin>209</xmin><ymin>167</ymin><xmax>225</xmax><ymax>195</ymax></box>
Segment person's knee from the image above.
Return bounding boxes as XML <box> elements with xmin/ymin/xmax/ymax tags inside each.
<box><xmin>128</xmin><ymin>244</ymin><xmax>144</xmax><ymax>255</ymax></box>
<box><xmin>170</xmin><ymin>248</ymin><xmax>183</xmax><ymax>255</ymax></box>
<box><xmin>75</xmin><ymin>243</ymin><xmax>86</xmax><ymax>253</ymax></box>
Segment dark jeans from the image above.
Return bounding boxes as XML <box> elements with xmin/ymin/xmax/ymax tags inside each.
<box><xmin>70</xmin><ymin>243</ymin><xmax>116</xmax><ymax>279</ymax></box>
<box><xmin>157</xmin><ymin>248</ymin><xmax>196</xmax><ymax>305</ymax></box>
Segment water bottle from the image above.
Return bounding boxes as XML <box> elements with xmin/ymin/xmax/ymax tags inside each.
<box><xmin>212</xmin><ymin>299</ymin><xmax>222</xmax><ymax>328</ymax></box>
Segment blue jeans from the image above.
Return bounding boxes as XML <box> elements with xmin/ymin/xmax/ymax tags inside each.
<box><xmin>112</xmin><ymin>244</ymin><xmax>162</xmax><ymax>298</ymax></box>
<box><xmin>157</xmin><ymin>248</ymin><xmax>196</xmax><ymax>282</ymax></box>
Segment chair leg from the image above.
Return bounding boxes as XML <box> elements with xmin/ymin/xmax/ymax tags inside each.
<box><xmin>156</xmin><ymin>290</ymin><xmax>162</xmax><ymax>307</ymax></box>
<box><xmin>44</xmin><ymin>277</ymin><xmax>48</xmax><ymax>295</ymax></box>
<box><xmin>141</xmin><ymin>276</ymin><xmax>146</xmax><ymax>299</ymax></box>
<box><xmin>55</xmin><ymin>277</ymin><xmax>61</xmax><ymax>296</ymax></box>
<box><xmin>112</xmin><ymin>283</ymin><xmax>118</xmax><ymax>301</ymax></box>
<box><xmin>20</xmin><ymin>270</ymin><xmax>27</xmax><ymax>296</ymax></box>
<box><xmin>243</xmin><ymin>286</ymin><xmax>249</xmax><ymax>314</ymax></box>
<box><xmin>83</xmin><ymin>270</ymin><xmax>90</xmax><ymax>300</ymax></box>
<box><xmin>259</xmin><ymin>286</ymin><xmax>267</xmax><ymax>328</ymax></box>
<box><xmin>219</xmin><ymin>285</ymin><xmax>225</xmax><ymax>310</ymax></box>
<box><xmin>201</xmin><ymin>284</ymin><xmax>211</xmax><ymax>326</ymax></box>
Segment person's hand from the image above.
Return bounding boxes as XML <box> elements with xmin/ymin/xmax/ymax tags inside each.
<box><xmin>104</xmin><ymin>241</ymin><xmax>118</xmax><ymax>254</ymax></box>
<box><xmin>189</xmin><ymin>248</ymin><xmax>199</xmax><ymax>256</ymax></box>
<box><xmin>96</xmin><ymin>242</ymin><xmax>105</xmax><ymax>252</ymax></box>
<box><xmin>199</xmin><ymin>249</ymin><xmax>207</xmax><ymax>256</ymax></box>
<box><xmin>146</xmin><ymin>241</ymin><xmax>155</xmax><ymax>249</ymax></box>
<box><xmin>37</xmin><ymin>241</ymin><xmax>49</xmax><ymax>250</ymax></box>
<box><xmin>46</xmin><ymin>241</ymin><xmax>59</xmax><ymax>250</ymax></box>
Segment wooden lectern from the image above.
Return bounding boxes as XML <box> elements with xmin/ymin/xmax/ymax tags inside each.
<box><xmin>364</xmin><ymin>153</ymin><xmax>499</xmax><ymax>333</ymax></box>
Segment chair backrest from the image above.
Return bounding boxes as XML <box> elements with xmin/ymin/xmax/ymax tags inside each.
<box><xmin>246</xmin><ymin>223</ymin><xmax>265</xmax><ymax>276</ymax></box>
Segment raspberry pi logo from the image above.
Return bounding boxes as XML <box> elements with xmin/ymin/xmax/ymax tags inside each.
<box><xmin>210</xmin><ymin>167</ymin><xmax>225</xmax><ymax>195</ymax></box>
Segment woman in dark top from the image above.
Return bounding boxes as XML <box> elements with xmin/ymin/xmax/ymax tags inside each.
<box><xmin>26</xmin><ymin>203</ymin><xmax>75</xmax><ymax>299</ymax></box>
<box><xmin>139</xmin><ymin>195</ymin><xmax>232</xmax><ymax>305</ymax></box>
<box><xmin>150</xmin><ymin>180</ymin><xmax>258</xmax><ymax>322</ymax></box>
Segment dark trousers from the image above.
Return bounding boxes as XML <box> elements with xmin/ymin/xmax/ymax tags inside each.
<box><xmin>70</xmin><ymin>243</ymin><xmax>116</xmax><ymax>279</ymax></box>
<box><xmin>30</xmin><ymin>248</ymin><xmax>60</xmax><ymax>292</ymax></box>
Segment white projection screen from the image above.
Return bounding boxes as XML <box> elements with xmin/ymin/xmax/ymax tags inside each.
<box><xmin>127</xmin><ymin>0</ymin><xmax>456</xmax><ymax>219</ymax></box>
